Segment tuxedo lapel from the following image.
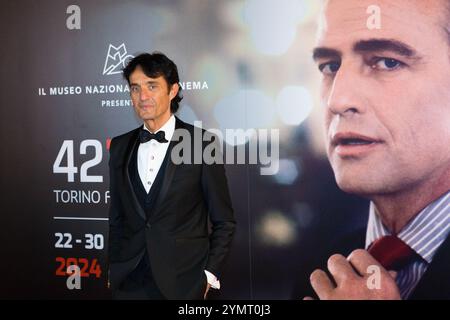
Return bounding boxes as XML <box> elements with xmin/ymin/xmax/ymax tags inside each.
<box><xmin>122</xmin><ymin>128</ymin><xmax>147</xmax><ymax>221</ymax></box>
<box><xmin>149</xmin><ymin>117</ymin><xmax>185</xmax><ymax>221</ymax></box>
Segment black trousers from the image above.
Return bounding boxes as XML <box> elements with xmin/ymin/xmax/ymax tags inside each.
<box><xmin>112</xmin><ymin>251</ymin><xmax>166</xmax><ymax>300</ymax></box>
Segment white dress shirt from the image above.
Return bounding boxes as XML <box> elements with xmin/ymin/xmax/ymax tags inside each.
<box><xmin>137</xmin><ymin>115</ymin><xmax>175</xmax><ymax>193</ymax></box>
<box><xmin>137</xmin><ymin>114</ymin><xmax>220</xmax><ymax>290</ymax></box>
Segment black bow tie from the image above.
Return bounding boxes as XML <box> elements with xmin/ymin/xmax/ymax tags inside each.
<box><xmin>139</xmin><ymin>128</ymin><xmax>168</xmax><ymax>143</ymax></box>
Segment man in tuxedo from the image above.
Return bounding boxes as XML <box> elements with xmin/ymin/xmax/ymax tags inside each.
<box><xmin>303</xmin><ymin>0</ymin><xmax>450</xmax><ymax>299</ymax></box>
<box><xmin>107</xmin><ymin>52</ymin><xmax>236</xmax><ymax>299</ymax></box>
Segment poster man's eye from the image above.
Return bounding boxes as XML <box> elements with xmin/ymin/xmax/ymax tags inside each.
<box><xmin>372</xmin><ymin>58</ymin><xmax>404</xmax><ymax>70</ymax></box>
<box><xmin>319</xmin><ymin>61</ymin><xmax>341</xmax><ymax>75</ymax></box>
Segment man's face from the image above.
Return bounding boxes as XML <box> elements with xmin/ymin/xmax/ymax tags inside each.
<box><xmin>129</xmin><ymin>66</ymin><xmax>178</xmax><ymax>124</ymax></box>
<box><xmin>314</xmin><ymin>0</ymin><xmax>450</xmax><ymax>197</ymax></box>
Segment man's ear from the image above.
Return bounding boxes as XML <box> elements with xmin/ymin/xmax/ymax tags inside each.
<box><xmin>169</xmin><ymin>83</ymin><xmax>179</xmax><ymax>100</ymax></box>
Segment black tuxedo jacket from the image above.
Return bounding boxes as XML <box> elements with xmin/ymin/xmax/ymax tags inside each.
<box><xmin>293</xmin><ymin>230</ymin><xmax>450</xmax><ymax>300</ymax></box>
<box><xmin>108</xmin><ymin>117</ymin><xmax>236</xmax><ymax>299</ymax></box>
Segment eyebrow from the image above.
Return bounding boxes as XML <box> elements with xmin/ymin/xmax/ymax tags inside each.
<box><xmin>312</xmin><ymin>47</ymin><xmax>342</xmax><ymax>61</ymax></box>
<box><xmin>313</xmin><ymin>38</ymin><xmax>420</xmax><ymax>61</ymax></box>
<box><xmin>353</xmin><ymin>39</ymin><xmax>418</xmax><ymax>57</ymax></box>
<box><xmin>130</xmin><ymin>81</ymin><xmax>159</xmax><ymax>87</ymax></box>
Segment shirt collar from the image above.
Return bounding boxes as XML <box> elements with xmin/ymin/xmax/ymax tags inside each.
<box><xmin>366</xmin><ymin>190</ymin><xmax>450</xmax><ymax>263</ymax></box>
<box><xmin>142</xmin><ymin>114</ymin><xmax>176</xmax><ymax>142</ymax></box>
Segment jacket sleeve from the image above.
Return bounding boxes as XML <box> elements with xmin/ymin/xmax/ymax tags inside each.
<box><xmin>108</xmin><ymin>137</ymin><xmax>123</xmax><ymax>263</ymax></box>
<box><xmin>201</xmin><ymin>133</ymin><xmax>236</xmax><ymax>279</ymax></box>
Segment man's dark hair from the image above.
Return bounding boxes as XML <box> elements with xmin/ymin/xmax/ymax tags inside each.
<box><xmin>123</xmin><ymin>52</ymin><xmax>183</xmax><ymax>113</ymax></box>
